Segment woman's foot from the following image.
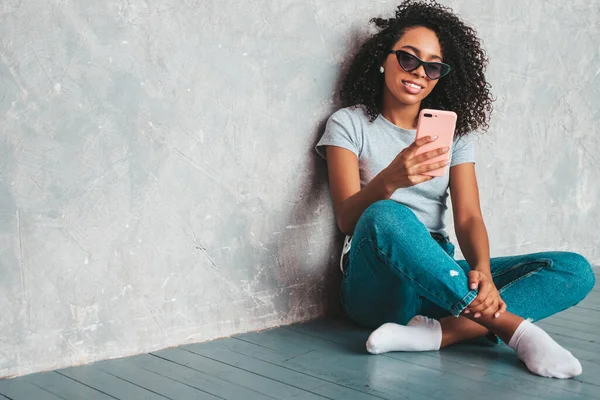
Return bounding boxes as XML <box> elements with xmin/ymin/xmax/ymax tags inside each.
<box><xmin>508</xmin><ymin>320</ymin><xmax>582</xmax><ymax>378</ymax></box>
<box><xmin>366</xmin><ymin>316</ymin><xmax>442</xmax><ymax>354</ymax></box>
<box><xmin>366</xmin><ymin>314</ymin><xmax>582</xmax><ymax>379</ymax></box>
<box><xmin>367</xmin><ymin>314</ymin><xmax>491</xmax><ymax>353</ymax></box>
<box><xmin>461</xmin><ymin>310</ymin><xmax>583</xmax><ymax>379</ymax></box>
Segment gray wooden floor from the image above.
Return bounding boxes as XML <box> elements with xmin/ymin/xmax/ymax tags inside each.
<box><xmin>1</xmin><ymin>271</ymin><xmax>599</xmax><ymax>399</ymax></box>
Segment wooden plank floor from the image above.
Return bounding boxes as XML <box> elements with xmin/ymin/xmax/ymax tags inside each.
<box><xmin>1</xmin><ymin>270</ymin><xmax>599</xmax><ymax>399</ymax></box>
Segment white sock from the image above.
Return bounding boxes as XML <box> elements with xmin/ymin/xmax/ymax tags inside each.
<box><xmin>366</xmin><ymin>315</ymin><xmax>442</xmax><ymax>354</ymax></box>
<box><xmin>508</xmin><ymin>320</ymin><xmax>582</xmax><ymax>378</ymax></box>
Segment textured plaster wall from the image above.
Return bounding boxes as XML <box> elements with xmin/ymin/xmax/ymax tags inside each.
<box><xmin>0</xmin><ymin>0</ymin><xmax>598</xmax><ymax>377</ymax></box>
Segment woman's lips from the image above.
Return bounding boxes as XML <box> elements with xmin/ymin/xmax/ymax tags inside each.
<box><xmin>402</xmin><ymin>80</ymin><xmax>424</xmax><ymax>95</ymax></box>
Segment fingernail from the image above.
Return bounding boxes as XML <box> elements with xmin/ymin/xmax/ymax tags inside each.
<box><xmin>470</xmin><ymin>284</ymin><xmax>477</xmax><ymax>290</ymax></box>
<box><xmin>474</xmin><ymin>313</ymin><xmax>481</xmax><ymax>318</ymax></box>
<box><xmin>442</xmin><ymin>147</ymin><xmax>449</xmax><ymax>152</ymax></box>
<box><xmin>494</xmin><ymin>312</ymin><xmax>500</xmax><ymax>318</ymax></box>
<box><xmin>464</xmin><ymin>309</ymin><xmax>471</xmax><ymax>314</ymax></box>
<box><xmin>432</xmin><ymin>136</ymin><xmax>438</xmax><ymax>140</ymax></box>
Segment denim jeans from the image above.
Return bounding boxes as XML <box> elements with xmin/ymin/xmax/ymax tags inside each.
<box><xmin>340</xmin><ymin>200</ymin><xmax>595</xmax><ymax>342</ymax></box>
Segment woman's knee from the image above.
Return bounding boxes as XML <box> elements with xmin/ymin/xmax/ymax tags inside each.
<box><xmin>355</xmin><ymin>200</ymin><xmax>420</xmax><ymax>240</ymax></box>
<box><xmin>553</xmin><ymin>252</ymin><xmax>595</xmax><ymax>298</ymax></box>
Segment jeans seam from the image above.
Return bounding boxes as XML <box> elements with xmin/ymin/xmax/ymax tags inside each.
<box><xmin>492</xmin><ymin>258</ymin><xmax>554</xmax><ymax>278</ymax></box>
<box><xmin>497</xmin><ymin>259</ymin><xmax>554</xmax><ymax>294</ymax></box>
<box><xmin>450</xmin><ymin>290</ymin><xmax>478</xmax><ymax>317</ymax></box>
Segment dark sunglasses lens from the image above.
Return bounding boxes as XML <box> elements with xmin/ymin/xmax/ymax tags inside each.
<box><xmin>426</xmin><ymin>63</ymin><xmax>451</xmax><ymax>79</ymax></box>
<box><xmin>397</xmin><ymin>52</ymin><xmax>419</xmax><ymax>71</ymax></box>
<box><xmin>425</xmin><ymin>63</ymin><xmax>443</xmax><ymax>79</ymax></box>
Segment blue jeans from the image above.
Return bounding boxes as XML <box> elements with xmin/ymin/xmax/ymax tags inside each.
<box><xmin>341</xmin><ymin>200</ymin><xmax>595</xmax><ymax>342</ymax></box>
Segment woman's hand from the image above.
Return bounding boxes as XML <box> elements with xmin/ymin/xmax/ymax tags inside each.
<box><xmin>379</xmin><ymin>136</ymin><xmax>450</xmax><ymax>192</ymax></box>
<box><xmin>464</xmin><ymin>270</ymin><xmax>506</xmax><ymax>319</ymax></box>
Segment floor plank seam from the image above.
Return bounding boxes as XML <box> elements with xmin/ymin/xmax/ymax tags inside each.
<box><xmin>53</xmin><ymin>371</ymin><xmax>121</xmax><ymax>399</ymax></box>
<box><xmin>27</xmin><ymin>380</ymin><xmax>70</xmax><ymax>400</ymax></box>
<box><xmin>148</xmin><ymin>353</ymin><xmax>280</xmax><ymax>400</ymax></box>
<box><xmin>232</xmin><ymin>337</ymin><xmax>295</xmax><ymax>355</ymax></box>
<box><xmin>222</xmin><ymin>339</ymin><xmax>389</xmax><ymax>399</ymax></box>
<box><xmin>134</xmin><ymin>364</ymin><xmax>226</xmax><ymax>400</ymax></box>
<box><xmin>90</xmin><ymin>366</ymin><xmax>174</xmax><ymax>400</ymax></box>
<box><xmin>179</xmin><ymin>348</ymin><xmax>333</xmax><ymax>400</ymax></box>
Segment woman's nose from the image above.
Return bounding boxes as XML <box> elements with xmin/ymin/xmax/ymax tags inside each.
<box><xmin>412</xmin><ymin>65</ymin><xmax>427</xmax><ymax>79</ymax></box>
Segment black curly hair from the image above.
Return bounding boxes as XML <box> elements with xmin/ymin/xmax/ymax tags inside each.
<box><xmin>340</xmin><ymin>0</ymin><xmax>493</xmax><ymax>136</ymax></box>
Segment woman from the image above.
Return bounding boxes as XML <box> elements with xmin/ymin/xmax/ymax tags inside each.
<box><xmin>315</xmin><ymin>0</ymin><xmax>594</xmax><ymax>379</ymax></box>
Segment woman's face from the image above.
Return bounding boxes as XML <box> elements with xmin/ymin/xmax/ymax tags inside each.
<box><xmin>382</xmin><ymin>26</ymin><xmax>443</xmax><ymax>107</ymax></box>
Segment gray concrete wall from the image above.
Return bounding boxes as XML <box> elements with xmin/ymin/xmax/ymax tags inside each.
<box><xmin>0</xmin><ymin>0</ymin><xmax>598</xmax><ymax>378</ymax></box>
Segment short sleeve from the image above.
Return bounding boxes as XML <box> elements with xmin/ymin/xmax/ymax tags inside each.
<box><xmin>315</xmin><ymin>108</ymin><xmax>362</xmax><ymax>160</ymax></box>
<box><xmin>450</xmin><ymin>133</ymin><xmax>477</xmax><ymax>166</ymax></box>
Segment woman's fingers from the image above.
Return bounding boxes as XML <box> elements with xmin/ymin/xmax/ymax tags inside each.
<box><xmin>462</xmin><ymin>272</ymin><xmax>480</xmax><ymax>315</ymax></box>
<box><xmin>404</xmin><ymin>135</ymin><xmax>439</xmax><ymax>159</ymax></box>
<box><xmin>476</xmin><ymin>299</ymin><xmax>499</xmax><ymax>318</ymax></box>
<box><xmin>468</xmin><ymin>272</ymin><xmax>479</xmax><ymax>290</ymax></box>
<box><xmin>410</xmin><ymin>159</ymin><xmax>450</xmax><ymax>175</ymax></box>
<box><xmin>472</xmin><ymin>296</ymin><xmax>505</xmax><ymax>318</ymax></box>
<box><xmin>407</xmin><ymin>146</ymin><xmax>450</xmax><ymax>168</ymax></box>
<box><xmin>495</xmin><ymin>299</ymin><xmax>507</xmax><ymax>318</ymax></box>
<box><xmin>407</xmin><ymin>174</ymin><xmax>434</xmax><ymax>185</ymax></box>
<box><xmin>469</xmin><ymin>282</ymin><xmax>491</xmax><ymax>311</ymax></box>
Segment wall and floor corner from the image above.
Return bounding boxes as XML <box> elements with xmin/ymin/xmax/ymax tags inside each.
<box><xmin>0</xmin><ymin>0</ymin><xmax>598</xmax><ymax>379</ymax></box>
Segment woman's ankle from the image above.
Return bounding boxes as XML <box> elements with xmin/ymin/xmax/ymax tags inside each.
<box><xmin>463</xmin><ymin>312</ymin><xmax>525</xmax><ymax>344</ymax></box>
<box><xmin>440</xmin><ymin>316</ymin><xmax>490</xmax><ymax>347</ymax></box>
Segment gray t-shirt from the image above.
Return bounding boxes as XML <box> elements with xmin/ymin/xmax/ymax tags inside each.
<box><xmin>315</xmin><ymin>105</ymin><xmax>476</xmax><ymax>236</ymax></box>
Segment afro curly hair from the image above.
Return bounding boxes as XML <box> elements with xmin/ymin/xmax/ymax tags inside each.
<box><xmin>340</xmin><ymin>0</ymin><xmax>493</xmax><ymax>136</ymax></box>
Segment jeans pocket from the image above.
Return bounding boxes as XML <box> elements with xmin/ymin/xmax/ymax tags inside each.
<box><xmin>433</xmin><ymin>236</ymin><xmax>455</xmax><ymax>258</ymax></box>
<box><xmin>445</xmin><ymin>241</ymin><xmax>456</xmax><ymax>258</ymax></box>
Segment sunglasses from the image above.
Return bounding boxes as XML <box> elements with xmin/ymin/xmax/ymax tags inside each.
<box><xmin>388</xmin><ymin>50</ymin><xmax>452</xmax><ymax>80</ymax></box>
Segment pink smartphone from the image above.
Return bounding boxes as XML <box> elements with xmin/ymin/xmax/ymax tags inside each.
<box><xmin>415</xmin><ymin>109</ymin><xmax>457</xmax><ymax>177</ymax></box>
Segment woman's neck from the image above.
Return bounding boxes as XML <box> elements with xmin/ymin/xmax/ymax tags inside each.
<box><xmin>381</xmin><ymin>90</ymin><xmax>421</xmax><ymax>130</ymax></box>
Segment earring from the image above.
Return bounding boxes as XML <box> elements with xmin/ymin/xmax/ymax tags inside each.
<box><xmin>380</xmin><ymin>66</ymin><xmax>385</xmax><ymax>73</ymax></box>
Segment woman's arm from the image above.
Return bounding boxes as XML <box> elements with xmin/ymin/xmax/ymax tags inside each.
<box><xmin>450</xmin><ymin>162</ymin><xmax>506</xmax><ymax>318</ymax></box>
<box><xmin>326</xmin><ymin>137</ymin><xmax>449</xmax><ymax>236</ymax></box>
<box><xmin>325</xmin><ymin>146</ymin><xmax>393</xmax><ymax>236</ymax></box>
<box><xmin>449</xmin><ymin>163</ymin><xmax>491</xmax><ymax>275</ymax></box>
